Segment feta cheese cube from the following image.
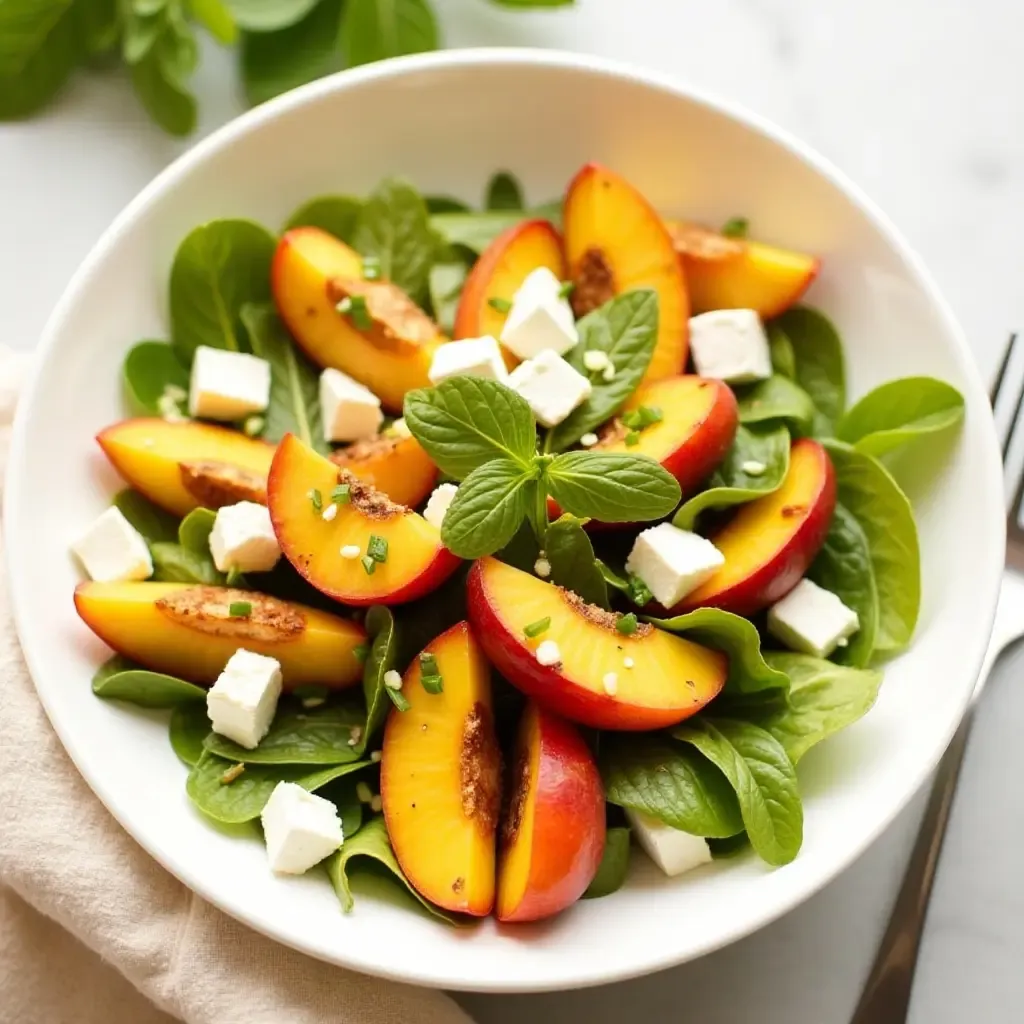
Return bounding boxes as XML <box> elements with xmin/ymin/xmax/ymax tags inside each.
<box><xmin>189</xmin><ymin>346</ymin><xmax>271</xmax><ymax>421</ymax></box>
<box><xmin>260</xmin><ymin>781</ymin><xmax>344</xmax><ymax>875</ymax></box>
<box><xmin>428</xmin><ymin>336</ymin><xmax>508</xmax><ymax>385</ymax></box>
<box><xmin>207</xmin><ymin>649</ymin><xmax>283</xmax><ymax>749</ymax></box>
<box><xmin>319</xmin><ymin>368</ymin><xmax>383</xmax><ymax>443</ymax></box>
<box><xmin>72</xmin><ymin>507</ymin><xmax>153</xmax><ymax>582</ymax></box>
<box><xmin>506</xmin><ymin>349</ymin><xmax>593</xmax><ymax>428</ymax></box>
<box><xmin>767</xmin><ymin>578</ymin><xmax>860</xmax><ymax>658</ymax></box>
<box><xmin>689</xmin><ymin>309</ymin><xmax>772</xmax><ymax>384</ymax></box>
<box><xmin>536</xmin><ymin>640</ymin><xmax>561</xmax><ymax>666</ymax></box>
<box><xmin>626</xmin><ymin>808</ymin><xmax>712</xmax><ymax>877</ymax></box>
<box><xmin>423</xmin><ymin>482</ymin><xmax>458</xmax><ymax>530</ymax></box>
<box><xmin>625</xmin><ymin>523</ymin><xmax>724</xmax><ymax>609</ymax></box>
<box><xmin>500</xmin><ymin>267</ymin><xmax>578</xmax><ymax>360</ymax></box>
<box><xmin>209</xmin><ymin>501</ymin><xmax>281</xmax><ymax>573</ymax></box>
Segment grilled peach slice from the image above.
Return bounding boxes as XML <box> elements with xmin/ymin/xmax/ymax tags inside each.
<box><xmin>453</xmin><ymin>218</ymin><xmax>566</xmax><ymax>365</ymax></box>
<box><xmin>268</xmin><ymin>433</ymin><xmax>460</xmax><ymax>606</ymax></box>
<box><xmin>563</xmin><ymin>164</ymin><xmax>689</xmax><ymax>382</ymax></box>
<box><xmin>271</xmin><ymin>227</ymin><xmax>441</xmax><ymax>411</ymax></box>
<box><xmin>666</xmin><ymin>221</ymin><xmax>819</xmax><ymax>319</ymax></box>
<box><xmin>497</xmin><ymin>702</ymin><xmax>605</xmax><ymax>922</ymax></box>
<box><xmin>467</xmin><ymin>557</ymin><xmax>726</xmax><ymax>730</ymax></box>
<box><xmin>97</xmin><ymin>419</ymin><xmax>274</xmax><ymax>517</ymax></box>
<box><xmin>74</xmin><ymin>581</ymin><xmax>364</xmax><ymax>688</ymax></box>
<box><xmin>329</xmin><ymin>433</ymin><xmax>436</xmax><ymax>508</ymax></box>
<box><xmin>381</xmin><ymin>621</ymin><xmax>500</xmax><ymax>916</ymax></box>
<box><xmin>678</xmin><ymin>438</ymin><xmax>835</xmax><ymax>616</ymax></box>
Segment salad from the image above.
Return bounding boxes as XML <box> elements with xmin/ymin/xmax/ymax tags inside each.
<box><xmin>71</xmin><ymin>163</ymin><xmax>966</xmax><ymax>925</ymax></box>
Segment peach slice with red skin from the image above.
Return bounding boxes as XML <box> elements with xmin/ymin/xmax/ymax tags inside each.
<box><xmin>563</xmin><ymin>163</ymin><xmax>690</xmax><ymax>382</ymax></box>
<box><xmin>74</xmin><ymin>581</ymin><xmax>365</xmax><ymax>688</ymax></box>
<box><xmin>268</xmin><ymin>433</ymin><xmax>460</xmax><ymax>606</ymax></box>
<box><xmin>271</xmin><ymin>227</ymin><xmax>441</xmax><ymax>412</ymax></box>
<box><xmin>666</xmin><ymin>221</ymin><xmax>820</xmax><ymax>319</ymax></box>
<box><xmin>329</xmin><ymin>433</ymin><xmax>437</xmax><ymax>508</ymax></box>
<box><xmin>676</xmin><ymin>438</ymin><xmax>836</xmax><ymax>617</ymax></box>
<box><xmin>497</xmin><ymin>702</ymin><xmax>605</xmax><ymax>923</ymax></box>
<box><xmin>97</xmin><ymin>418</ymin><xmax>275</xmax><ymax>517</ymax></box>
<box><xmin>467</xmin><ymin>557</ymin><xmax>726</xmax><ymax>731</ymax></box>
<box><xmin>453</xmin><ymin>218</ymin><xmax>567</xmax><ymax>366</ymax></box>
<box><xmin>381</xmin><ymin>621</ymin><xmax>500</xmax><ymax>916</ymax></box>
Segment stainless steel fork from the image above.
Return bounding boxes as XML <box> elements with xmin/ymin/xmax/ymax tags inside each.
<box><xmin>850</xmin><ymin>334</ymin><xmax>1024</xmax><ymax>1023</ymax></box>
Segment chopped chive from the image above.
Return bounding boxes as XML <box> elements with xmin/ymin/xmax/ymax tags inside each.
<box><xmin>627</xmin><ymin>575</ymin><xmax>653</xmax><ymax>607</ymax></box>
<box><xmin>419</xmin><ymin>652</ymin><xmax>439</xmax><ymax>675</ymax></box>
<box><xmin>361</xmin><ymin>255</ymin><xmax>382</xmax><ymax>281</ymax></box>
<box><xmin>338</xmin><ymin>294</ymin><xmax>373</xmax><ymax>330</ymax></box>
<box><xmin>367</xmin><ymin>534</ymin><xmax>388</xmax><ymax>563</ymax></box>
<box><xmin>220</xmin><ymin>763</ymin><xmax>246</xmax><ymax>784</ymax></box>
<box><xmin>625</xmin><ymin>430</ymin><xmax>641</xmax><ymax>447</ymax></box>
<box><xmin>243</xmin><ymin>415</ymin><xmax>265</xmax><ymax>437</ymax></box>
<box><xmin>331</xmin><ymin>483</ymin><xmax>351</xmax><ymax>505</ymax></box>
<box><xmin>622</xmin><ymin>405</ymin><xmax>664</xmax><ymax>430</ymax></box>
<box><xmin>558</xmin><ymin>280</ymin><xmax>575</xmax><ymax>300</ymax></box>
<box><xmin>523</xmin><ymin>616</ymin><xmax>551</xmax><ymax>638</ymax></box>
<box><xmin>721</xmin><ymin>216</ymin><xmax>749</xmax><ymax>239</ymax></box>
<box><xmin>487</xmin><ymin>296</ymin><xmax>512</xmax><ymax>313</ymax></box>
<box><xmin>418</xmin><ymin>653</ymin><xmax>444</xmax><ymax>694</ymax></box>
<box><xmin>421</xmin><ymin>674</ymin><xmax>444</xmax><ymax>695</ymax></box>
<box><xmin>228</xmin><ymin>601</ymin><xmax>252</xmax><ymax>618</ymax></box>
<box><xmin>361</xmin><ymin>555</ymin><xmax>376</xmax><ymax>576</ymax></box>
<box><xmin>308</xmin><ymin>488</ymin><xmax>323</xmax><ymax>512</ymax></box>
<box><xmin>386</xmin><ymin>687</ymin><xmax>411</xmax><ymax>712</ymax></box>
<box><xmin>352</xmin><ymin>643</ymin><xmax>370</xmax><ymax>664</ymax></box>
<box><xmin>616</xmin><ymin>612</ymin><xmax>639</xmax><ymax>636</ymax></box>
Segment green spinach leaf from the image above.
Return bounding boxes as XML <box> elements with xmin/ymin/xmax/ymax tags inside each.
<box><xmin>485</xmin><ymin>171</ymin><xmax>523</xmax><ymax>211</ymax></box>
<box><xmin>546</xmin><ymin>451</ymin><xmax>680</xmax><ymax>523</ymax></box>
<box><xmin>169</xmin><ymin>219</ymin><xmax>277</xmax><ymax>364</ymax></box>
<box><xmin>122</xmin><ymin>340</ymin><xmax>190</xmax><ymax>416</ymax></box>
<box><xmin>544</xmin><ymin>516</ymin><xmax>609</xmax><ymax>608</ymax></box>
<box><xmin>735</xmin><ymin>374</ymin><xmax>815</xmax><ymax>433</ymax></box>
<box><xmin>582</xmin><ymin>826</ymin><xmax>630</xmax><ymax>899</ymax></box>
<box><xmin>428</xmin><ymin>262</ymin><xmax>468</xmax><ymax>334</ymax></box>
<box><xmin>283</xmin><ymin>192</ymin><xmax>361</xmax><ymax>240</ymax></box>
<box><xmin>768</xmin><ymin>323</ymin><xmax>796</xmax><ymax>379</ymax></box>
<box><xmin>113</xmin><ymin>489</ymin><xmax>179</xmax><ymax>545</ymax></box>
<box><xmin>169</xmin><ymin>703</ymin><xmax>211</xmax><ymax>767</ymax></box>
<box><xmin>429</xmin><ymin>204</ymin><xmax>561</xmax><ymax>255</ymax></box>
<box><xmin>772</xmin><ymin>307</ymin><xmax>845</xmax><ymax>436</ymax></box>
<box><xmin>92</xmin><ymin>656</ymin><xmax>206</xmax><ymax>707</ymax></box>
<box><xmin>360</xmin><ymin>605</ymin><xmax>399</xmax><ymax>751</ymax></box>
<box><xmin>441</xmin><ymin>459</ymin><xmax>536</xmax><ymax>559</ymax></box>
<box><xmin>150</xmin><ymin>541</ymin><xmax>223</xmax><ymax>584</ymax></box>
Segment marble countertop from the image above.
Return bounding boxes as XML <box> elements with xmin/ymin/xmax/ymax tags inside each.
<box><xmin>3</xmin><ymin>0</ymin><xmax>1021</xmax><ymax>1020</ymax></box>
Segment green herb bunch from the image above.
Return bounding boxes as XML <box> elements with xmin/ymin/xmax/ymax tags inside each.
<box><xmin>0</xmin><ymin>0</ymin><xmax>574</xmax><ymax>135</ymax></box>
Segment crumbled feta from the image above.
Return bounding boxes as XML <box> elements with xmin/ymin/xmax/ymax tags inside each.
<box><xmin>534</xmin><ymin>556</ymin><xmax>551</xmax><ymax>578</ymax></box>
<box><xmin>767</xmin><ymin>578</ymin><xmax>860</xmax><ymax>658</ymax></box>
<box><xmin>507</xmin><ymin>349</ymin><xmax>593</xmax><ymax>428</ymax></box>
<box><xmin>383</xmin><ymin>669</ymin><xmax>403</xmax><ymax>690</ymax></box>
<box><xmin>370</xmin><ymin>794</ymin><xmax>383</xmax><ymax>814</ymax></box>
<box><xmin>580</xmin><ymin>432</ymin><xmax>599</xmax><ymax>447</ymax></box>
<box><xmin>626</xmin><ymin>808</ymin><xmax>712</xmax><ymax>877</ymax></box>
<box><xmin>189</xmin><ymin>346</ymin><xmax>271</xmax><ymax>421</ymax></box>
<box><xmin>322</xmin><ymin>504</ymin><xmax>338</xmax><ymax>522</ymax></box>
<box><xmin>387</xmin><ymin>417</ymin><xmax>412</xmax><ymax>439</ymax></box>
<box><xmin>689</xmin><ymin>309</ymin><xmax>772</xmax><ymax>384</ymax></box>
<box><xmin>625</xmin><ymin>523</ymin><xmax>725</xmax><ymax>609</ymax></box>
<box><xmin>499</xmin><ymin>267</ymin><xmax>579</xmax><ymax>360</ymax></box>
<box><xmin>356</xmin><ymin>781</ymin><xmax>374</xmax><ymax>804</ymax></box>
<box><xmin>583</xmin><ymin>350</ymin><xmax>611</xmax><ymax>372</ymax></box>
<box><xmin>423</xmin><ymin>482</ymin><xmax>458</xmax><ymax>530</ymax></box>
<box><xmin>340</xmin><ymin>544</ymin><xmax>361</xmax><ymax>559</ymax></box>
<box><xmin>209</xmin><ymin>501</ymin><xmax>281</xmax><ymax>574</ymax></box>
<box><xmin>370</xmin><ymin>750</ymin><xmax>382</xmax><ymax>763</ymax></box>
<box><xmin>260</xmin><ymin>782</ymin><xmax>344</xmax><ymax>875</ymax></box>
<box><xmin>603</xmin><ymin>672</ymin><xmax>619</xmax><ymax>695</ymax></box>
<box><xmin>428</xmin><ymin>336</ymin><xmax>508</xmax><ymax>385</ymax></box>
<box><xmin>72</xmin><ymin>507</ymin><xmax>153</xmax><ymax>583</ymax></box>
<box><xmin>319</xmin><ymin>368</ymin><xmax>383</xmax><ymax>443</ymax></box>
<box><xmin>742</xmin><ymin>460</ymin><xmax>766</xmax><ymax>475</ymax></box>
<box><xmin>536</xmin><ymin>640</ymin><xmax>561</xmax><ymax>666</ymax></box>
<box><xmin>206</xmin><ymin>649</ymin><xmax>283</xmax><ymax>750</ymax></box>
<box><xmin>623</xmin><ymin>657</ymin><xmax>635</xmax><ymax>669</ymax></box>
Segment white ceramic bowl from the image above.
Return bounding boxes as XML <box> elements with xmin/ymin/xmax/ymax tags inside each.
<box><xmin>5</xmin><ymin>49</ymin><xmax>1005</xmax><ymax>992</ymax></box>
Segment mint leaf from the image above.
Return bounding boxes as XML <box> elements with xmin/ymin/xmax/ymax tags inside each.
<box><xmin>546</xmin><ymin>451</ymin><xmax>680</xmax><ymax>523</ymax></box>
<box><xmin>600</xmin><ymin>735</ymin><xmax>743</xmax><ymax>838</ymax></box>
<box><xmin>403</xmin><ymin>377</ymin><xmax>536</xmax><ymax>479</ymax></box>
<box><xmin>351</xmin><ymin>177</ymin><xmax>437</xmax><ymax>303</ymax></box>
<box><xmin>190</xmin><ymin>0</ymin><xmax>238</xmax><ymax>43</ymax></box>
<box><xmin>673</xmin><ymin>424</ymin><xmax>789</xmax><ymax>530</ymax></box>
<box><xmin>544</xmin><ymin>515</ymin><xmax>609</xmax><ymax>609</ymax></box>
<box><xmin>224</xmin><ymin>0</ymin><xmax>321</xmax><ymax>31</ymax></box>
<box><xmin>674</xmin><ymin>719</ymin><xmax>803</xmax><ymax>866</ymax></box>
<box><xmin>548</xmin><ymin>289</ymin><xmax>659</xmax><ymax>450</ymax></box>
<box><xmin>241</xmin><ymin>302</ymin><xmax>327</xmax><ymax>453</ymax></box>
<box><xmin>169</xmin><ymin>219</ymin><xmax>277</xmax><ymax>364</ymax></box>
<box><xmin>735</xmin><ymin>374</ymin><xmax>815</xmax><ymax>433</ymax></box>
<box><xmin>240</xmin><ymin>0</ymin><xmax>343</xmax><ymax>105</ymax></box>
<box><xmin>122</xmin><ymin>340</ymin><xmax>189</xmax><ymax>416</ymax></box>
<box><xmin>772</xmin><ymin>307</ymin><xmax>846</xmax><ymax>436</ymax></box>
<box><xmin>651</xmin><ymin>608</ymin><xmax>790</xmax><ymax>696</ymax></box>
<box><xmin>485</xmin><ymin>171</ymin><xmax>523</xmax><ymax>211</ymax></box>
<box><xmin>836</xmin><ymin>376</ymin><xmax>965</xmax><ymax>458</ymax></box>
<box><xmin>341</xmin><ymin>0</ymin><xmax>438</xmax><ymax>68</ymax></box>
<box><xmin>440</xmin><ymin>459</ymin><xmax>535</xmax><ymax>559</ymax></box>
<box><xmin>130</xmin><ymin>46</ymin><xmax>196</xmax><ymax>135</ymax></box>
<box><xmin>582</xmin><ymin>827</ymin><xmax>630</xmax><ymax>899</ymax></box>
<box><xmin>283</xmin><ymin>191</ymin><xmax>361</xmax><ymax>241</ymax></box>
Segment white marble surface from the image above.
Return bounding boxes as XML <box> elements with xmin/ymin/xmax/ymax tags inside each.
<box><xmin>2</xmin><ymin>1</ymin><xmax>1022</xmax><ymax>1020</ymax></box>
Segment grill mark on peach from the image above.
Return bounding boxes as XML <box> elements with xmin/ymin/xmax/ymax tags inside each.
<box><xmin>595</xmin><ymin>417</ymin><xmax>629</xmax><ymax>448</ymax></box>
<box><xmin>781</xmin><ymin>504</ymin><xmax>808</xmax><ymax>519</ymax></box>
<box><xmin>571</xmin><ymin>247</ymin><xmax>616</xmax><ymax>317</ymax></box>
<box><xmin>667</xmin><ymin>222</ymin><xmax>745</xmax><ymax>262</ymax></box>
<box><xmin>560</xmin><ymin>589</ymin><xmax>653</xmax><ymax>637</ymax></box>
<box><xmin>502</xmin><ymin>744</ymin><xmax>530</xmax><ymax>846</ymax></box>
<box><xmin>179</xmin><ymin>461</ymin><xmax>267</xmax><ymax>508</ymax></box>
<box><xmin>326</xmin><ymin>277</ymin><xmax>438</xmax><ymax>353</ymax></box>
<box><xmin>330</xmin><ymin>435</ymin><xmax>402</xmax><ymax>466</ymax></box>
<box><xmin>460</xmin><ymin>701</ymin><xmax>501</xmax><ymax>832</ymax></box>
<box><xmin>335</xmin><ymin>468</ymin><xmax>408</xmax><ymax>521</ymax></box>
<box><xmin>155</xmin><ymin>586</ymin><xmax>305</xmax><ymax>643</ymax></box>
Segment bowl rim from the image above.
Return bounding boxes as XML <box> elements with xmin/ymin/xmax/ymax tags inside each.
<box><xmin>4</xmin><ymin>46</ymin><xmax>1005</xmax><ymax>992</ymax></box>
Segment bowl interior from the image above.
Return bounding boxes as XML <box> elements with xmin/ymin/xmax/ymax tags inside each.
<box><xmin>5</xmin><ymin>51</ymin><xmax>1003</xmax><ymax>991</ymax></box>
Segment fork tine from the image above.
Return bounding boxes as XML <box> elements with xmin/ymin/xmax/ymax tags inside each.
<box><xmin>991</xmin><ymin>332</ymin><xmax>1017</xmax><ymax>407</ymax></box>
<box><xmin>1001</xmin><ymin>350</ymin><xmax>1024</xmax><ymax>464</ymax></box>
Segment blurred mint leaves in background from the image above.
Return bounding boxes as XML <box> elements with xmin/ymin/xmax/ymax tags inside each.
<box><xmin>0</xmin><ymin>0</ymin><xmax>574</xmax><ymax>135</ymax></box>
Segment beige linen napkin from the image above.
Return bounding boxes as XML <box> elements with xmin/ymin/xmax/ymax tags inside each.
<box><xmin>0</xmin><ymin>348</ymin><xmax>473</xmax><ymax>1024</ymax></box>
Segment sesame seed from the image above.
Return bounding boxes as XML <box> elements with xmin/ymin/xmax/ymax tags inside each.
<box><xmin>370</xmin><ymin>795</ymin><xmax>383</xmax><ymax>813</ymax></box>
<box><xmin>536</xmin><ymin>640</ymin><xmax>561</xmax><ymax>666</ymax></box>
<box><xmin>322</xmin><ymin>504</ymin><xmax>338</xmax><ymax>522</ymax></box>
<box><xmin>583</xmin><ymin>350</ymin><xmax>610</xmax><ymax>372</ymax></box>
<box><xmin>741</xmin><ymin>460</ymin><xmax>766</xmax><ymax>476</ymax></box>
<box><xmin>624</xmin><ymin>657</ymin><xmax>635</xmax><ymax>669</ymax></box>
<box><xmin>356</xmin><ymin>781</ymin><xmax>373</xmax><ymax>804</ymax></box>
<box><xmin>602</xmin><ymin>362</ymin><xmax>616</xmax><ymax>382</ymax></box>
<box><xmin>534</xmin><ymin>557</ymin><xmax>551</xmax><ymax>578</ymax></box>
<box><xmin>340</xmin><ymin>544</ymin><xmax>361</xmax><ymax>559</ymax></box>
<box><xmin>383</xmin><ymin>669</ymin><xmax>403</xmax><ymax>690</ymax></box>
<box><xmin>348</xmin><ymin>725</ymin><xmax>363</xmax><ymax>746</ymax></box>
<box><xmin>580</xmin><ymin>432</ymin><xmax>599</xmax><ymax>447</ymax></box>
<box><xmin>603</xmin><ymin>672</ymin><xmax>618</xmax><ymax>695</ymax></box>
<box><xmin>370</xmin><ymin>750</ymin><xmax>382</xmax><ymax>763</ymax></box>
